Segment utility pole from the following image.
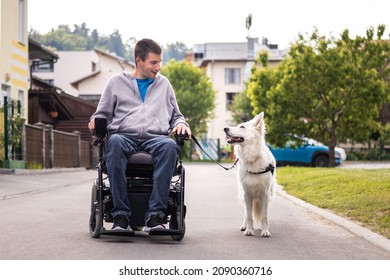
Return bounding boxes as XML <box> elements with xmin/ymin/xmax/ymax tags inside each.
<box><xmin>246</xmin><ymin>14</ymin><xmax>252</xmax><ymax>37</ymax></box>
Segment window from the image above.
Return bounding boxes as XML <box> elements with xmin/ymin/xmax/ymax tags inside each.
<box><xmin>226</xmin><ymin>92</ymin><xmax>238</xmax><ymax>111</ymax></box>
<box><xmin>1</xmin><ymin>84</ymin><xmax>11</xmax><ymax>106</ymax></box>
<box><xmin>225</xmin><ymin>68</ymin><xmax>241</xmax><ymax>84</ymax></box>
<box><xmin>194</xmin><ymin>53</ymin><xmax>204</xmax><ymax>59</ymax></box>
<box><xmin>18</xmin><ymin>0</ymin><xmax>26</xmax><ymax>44</ymax></box>
<box><xmin>31</xmin><ymin>61</ymin><xmax>54</xmax><ymax>72</ymax></box>
<box><xmin>18</xmin><ymin>90</ymin><xmax>25</xmax><ymax>117</ymax></box>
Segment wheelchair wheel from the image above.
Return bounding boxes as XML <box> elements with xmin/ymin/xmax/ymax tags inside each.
<box><xmin>170</xmin><ymin>220</ymin><xmax>185</xmax><ymax>241</ymax></box>
<box><xmin>89</xmin><ymin>183</ymin><xmax>102</xmax><ymax>238</ymax></box>
<box><xmin>169</xmin><ymin>205</ymin><xmax>186</xmax><ymax>241</ymax></box>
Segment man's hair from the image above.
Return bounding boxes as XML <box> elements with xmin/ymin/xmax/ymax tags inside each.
<box><xmin>134</xmin><ymin>39</ymin><xmax>162</xmax><ymax>61</ymax></box>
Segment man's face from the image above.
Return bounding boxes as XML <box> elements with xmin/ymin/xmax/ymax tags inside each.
<box><xmin>136</xmin><ymin>52</ymin><xmax>162</xmax><ymax>79</ymax></box>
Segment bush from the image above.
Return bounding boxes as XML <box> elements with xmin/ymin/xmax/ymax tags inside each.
<box><xmin>26</xmin><ymin>162</ymin><xmax>43</xmax><ymax>170</ymax></box>
<box><xmin>348</xmin><ymin>150</ymin><xmax>390</xmax><ymax>161</ymax></box>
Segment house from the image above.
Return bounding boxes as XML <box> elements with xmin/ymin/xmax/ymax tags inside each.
<box><xmin>28</xmin><ymin>39</ymin><xmax>97</xmax><ymax>141</ymax></box>
<box><xmin>191</xmin><ymin>37</ymin><xmax>288</xmax><ymax>142</ymax></box>
<box><xmin>33</xmin><ymin>48</ymin><xmax>135</xmax><ymax>105</ymax></box>
<box><xmin>29</xmin><ymin>44</ymin><xmax>135</xmax><ymax>141</ymax></box>
<box><xmin>28</xmin><ymin>77</ymin><xmax>97</xmax><ymax>141</ymax></box>
<box><xmin>0</xmin><ymin>0</ymin><xmax>29</xmax><ymax>112</ymax></box>
<box><xmin>71</xmin><ymin>48</ymin><xmax>135</xmax><ymax>105</ymax></box>
<box><xmin>0</xmin><ymin>0</ymin><xmax>29</xmax><ymax>165</ymax></box>
<box><xmin>31</xmin><ymin>49</ymin><xmax>96</xmax><ymax>96</ymax></box>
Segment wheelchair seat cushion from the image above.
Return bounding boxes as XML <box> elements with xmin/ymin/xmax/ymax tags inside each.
<box><xmin>126</xmin><ymin>152</ymin><xmax>154</xmax><ymax>178</ymax></box>
<box><xmin>127</xmin><ymin>152</ymin><xmax>153</xmax><ymax>165</ymax></box>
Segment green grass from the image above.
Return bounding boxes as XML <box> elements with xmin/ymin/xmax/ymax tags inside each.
<box><xmin>277</xmin><ymin>167</ymin><xmax>390</xmax><ymax>239</ymax></box>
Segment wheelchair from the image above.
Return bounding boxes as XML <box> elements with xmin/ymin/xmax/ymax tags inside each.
<box><xmin>89</xmin><ymin>118</ymin><xmax>188</xmax><ymax>241</ymax></box>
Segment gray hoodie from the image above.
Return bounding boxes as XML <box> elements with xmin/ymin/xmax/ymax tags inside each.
<box><xmin>91</xmin><ymin>72</ymin><xmax>189</xmax><ymax>139</ymax></box>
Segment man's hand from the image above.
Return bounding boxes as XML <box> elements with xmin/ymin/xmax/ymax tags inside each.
<box><xmin>88</xmin><ymin>119</ymin><xmax>95</xmax><ymax>132</ymax></box>
<box><xmin>172</xmin><ymin>123</ymin><xmax>192</xmax><ymax>139</ymax></box>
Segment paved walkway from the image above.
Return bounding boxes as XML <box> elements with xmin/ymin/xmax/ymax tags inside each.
<box><xmin>338</xmin><ymin>161</ymin><xmax>390</xmax><ymax>169</ymax></box>
<box><xmin>1</xmin><ymin>162</ymin><xmax>389</xmax><ymax>254</ymax></box>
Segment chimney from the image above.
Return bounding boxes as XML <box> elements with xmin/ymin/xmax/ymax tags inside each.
<box><xmin>247</xmin><ymin>37</ymin><xmax>254</xmax><ymax>60</ymax></box>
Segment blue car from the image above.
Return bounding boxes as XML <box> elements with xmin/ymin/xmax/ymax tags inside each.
<box><xmin>268</xmin><ymin>136</ymin><xmax>342</xmax><ymax>167</ymax></box>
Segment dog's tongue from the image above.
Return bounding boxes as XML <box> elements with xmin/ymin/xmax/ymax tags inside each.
<box><xmin>227</xmin><ymin>137</ymin><xmax>244</xmax><ymax>144</ymax></box>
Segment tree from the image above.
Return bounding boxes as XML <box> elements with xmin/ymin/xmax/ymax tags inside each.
<box><xmin>231</xmin><ymin>51</ymin><xmax>277</xmax><ymax>124</ymax></box>
<box><xmin>73</xmin><ymin>23</ymin><xmax>94</xmax><ymax>50</ymax></box>
<box><xmin>124</xmin><ymin>37</ymin><xmax>137</xmax><ymax>62</ymax></box>
<box><xmin>39</xmin><ymin>24</ymin><xmax>88</xmax><ymax>51</ymax></box>
<box><xmin>29</xmin><ymin>24</ymin><xmax>191</xmax><ymax>63</ymax></box>
<box><xmin>160</xmin><ymin>60</ymin><xmax>216</xmax><ymax>137</ymax></box>
<box><xmin>162</xmin><ymin>42</ymin><xmax>189</xmax><ymax>64</ymax></box>
<box><xmin>246</xmin><ymin>25</ymin><xmax>390</xmax><ymax>166</ymax></box>
<box><xmin>29</xmin><ymin>24</ymin><xmax>131</xmax><ymax>58</ymax></box>
<box><xmin>107</xmin><ymin>29</ymin><xmax>125</xmax><ymax>57</ymax></box>
<box><xmin>230</xmin><ymin>90</ymin><xmax>255</xmax><ymax>124</ymax></box>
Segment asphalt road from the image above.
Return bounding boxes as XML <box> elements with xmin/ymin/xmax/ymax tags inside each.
<box><xmin>0</xmin><ymin>162</ymin><xmax>389</xmax><ymax>260</ymax></box>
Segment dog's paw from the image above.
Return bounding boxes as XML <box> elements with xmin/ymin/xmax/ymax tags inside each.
<box><xmin>240</xmin><ymin>225</ymin><xmax>246</xmax><ymax>231</ymax></box>
<box><xmin>244</xmin><ymin>229</ymin><xmax>254</xmax><ymax>236</ymax></box>
<box><xmin>261</xmin><ymin>229</ymin><xmax>271</xmax><ymax>237</ymax></box>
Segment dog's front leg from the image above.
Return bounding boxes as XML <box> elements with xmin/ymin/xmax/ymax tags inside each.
<box><xmin>259</xmin><ymin>195</ymin><xmax>271</xmax><ymax>237</ymax></box>
<box><xmin>241</xmin><ymin>194</ymin><xmax>254</xmax><ymax>236</ymax></box>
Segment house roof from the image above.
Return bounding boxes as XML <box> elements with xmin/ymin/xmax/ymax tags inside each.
<box><xmin>70</xmin><ymin>70</ymin><xmax>101</xmax><ymax>88</ymax></box>
<box><xmin>193</xmin><ymin>38</ymin><xmax>289</xmax><ymax>67</ymax></box>
<box><xmin>70</xmin><ymin>48</ymin><xmax>135</xmax><ymax>88</ymax></box>
<box><xmin>30</xmin><ymin>76</ymin><xmax>74</xmax><ymax>120</ymax></box>
<box><xmin>29</xmin><ymin>38</ymin><xmax>59</xmax><ymax>61</ymax></box>
<box><xmin>57</xmin><ymin>90</ymin><xmax>97</xmax><ymax>109</ymax></box>
<box><xmin>31</xmin><ymin>75</ymin><xmax>62</xmax><ymax>90</ymax></box>
<box><xmin>94</xmin><ymin>48</ymin><xmax>135</xmax><ymax>67</ymax></box>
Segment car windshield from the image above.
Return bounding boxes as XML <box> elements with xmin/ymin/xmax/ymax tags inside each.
<box><xmin>285</xmin><ymin>136</ymin><xmax>308</xmax><ymax>148</ymax></box>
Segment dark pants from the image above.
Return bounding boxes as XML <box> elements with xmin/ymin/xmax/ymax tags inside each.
<box><xmin>104</xmin><ymin>134</ymin><xmax>179</xmax><ymax>221</ymax></box>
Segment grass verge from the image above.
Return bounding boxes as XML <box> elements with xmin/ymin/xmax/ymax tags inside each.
<box><xmin>277</xmin><ymin>167</ymin><xmax>390</xmax><ymax>239</ymax></box>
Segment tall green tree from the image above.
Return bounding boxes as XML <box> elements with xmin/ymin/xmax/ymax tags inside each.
<box><xmin>247</xmin><ymin>25</ymin><xmax>390</xmax><ymax>166</ymax></box>
<box><xmin>160</xmin><ymin>60</ymin><xmax>215</xmax><ymax>136</ymax></box>
<box><xmin>29</xmin><ymin>23</ymin><xmax>133</xmax><ymax>58</ymax></box>
<box><xmin>231</xmin><ymin>51</ymin><xmax>278</xmax><ymax>124</ymax></box>
<box><xmin>29</xmin><ymin>24</ymin><xmax>190</xmax><ymax>63</ymax></box>
<box><xmin>108</xmin><ymin>29</ymin><xmax>125</xmax><ymax>57</ymax></box>
<box><xmin>41</xmin><ymin>24</ymin><xmax>89</xmax><ymax>50</ymax></box>
<box><xmin>230</xmin><ymin>90</ymin><xmax>254</xmax><ymax>124</ymax></box>
<box><xmin>162</xmin><ymin>42</ymin><xmax>188</xmax><ymax>64</ymax></box>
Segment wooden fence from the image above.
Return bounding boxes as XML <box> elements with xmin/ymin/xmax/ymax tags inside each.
<box><xmin>25</xmin><ymin>123</ymin><xmax>93</xmax><ymax>169</ymax></box>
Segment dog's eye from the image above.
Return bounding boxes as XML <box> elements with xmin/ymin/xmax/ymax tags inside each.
<box><xmin>240</xmin><ymin>125</ymin><xmax>245</xmax><ymax>129</ymax></box>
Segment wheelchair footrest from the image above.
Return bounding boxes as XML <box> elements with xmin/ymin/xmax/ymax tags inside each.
<box><xmin>148</xmin><ymin>228</ymin><xmax>184</xmax><ymax>236</ymax></box>
<box><xmin>100</xmin><ymin>228</ymin><xmax>135</xmax><ymax>236</ymax></box>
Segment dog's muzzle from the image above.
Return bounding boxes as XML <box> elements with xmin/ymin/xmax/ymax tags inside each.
<box><xmin>224</xmin><ymin>128</ymin><xmax>244</xmax><ymax>144</ymax></box>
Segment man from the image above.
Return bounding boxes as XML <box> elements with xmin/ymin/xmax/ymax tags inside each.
<box><xmin>88</xmin><ymin>38</ymin><xmax>191</xmax><ymax>233</ymax></box>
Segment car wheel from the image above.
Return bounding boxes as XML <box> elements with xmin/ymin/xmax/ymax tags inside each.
<box><xmin>313</xmin><ymin>155</ymin><xmax>329</xmax><ymax>167</ymax></box>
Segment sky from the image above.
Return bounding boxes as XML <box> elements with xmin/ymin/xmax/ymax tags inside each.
<box><xmin>28</xmin><ymin>0</ymin><xmax>390</xmax><ymax>50</ymax></box>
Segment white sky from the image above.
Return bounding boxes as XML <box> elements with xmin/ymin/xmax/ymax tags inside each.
<box><xmin>28</xmin><ymin>0</ymin><xmax>390</xmax><ymax>50</ymax></box>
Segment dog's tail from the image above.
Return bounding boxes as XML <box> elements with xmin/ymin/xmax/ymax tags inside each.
<box><xmin>253</xmin><ymin>199</ymin><xmax>261</xmax><ymax>224</ymax></box>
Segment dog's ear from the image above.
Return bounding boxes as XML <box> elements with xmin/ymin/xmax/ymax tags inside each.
<box><xmin>253</xmin><ymin>112</ymin><xmax>264</xmax><ymax>129</ymax></box>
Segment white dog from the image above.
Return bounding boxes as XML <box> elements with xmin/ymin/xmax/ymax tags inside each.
<box><xmin>224</xmin><ymin>112</ymin><xmax>276</xmax><ymax>237</ymax></box>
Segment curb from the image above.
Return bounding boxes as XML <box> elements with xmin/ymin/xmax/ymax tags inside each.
<box><xmin>0</xmin><ymin>167</ymin><xmax>87</xmax><ymax>175</ymax></box>
<box><xmin>276</xmin><ymin>184</ymin><xmax>390</xmax><ymax>253</ymax></box>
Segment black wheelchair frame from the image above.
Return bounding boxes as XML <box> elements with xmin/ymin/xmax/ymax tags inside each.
<box><xmin>89</xmin><ymin>118</ymin><xmax>188</xmax><ymax>241</ymax></box>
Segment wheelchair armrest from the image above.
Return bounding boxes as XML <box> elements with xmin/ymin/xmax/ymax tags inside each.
<box><xmin>94</xmin><ymin>117</ymin><xmax>107</xmax><ymax>138</ymax></box>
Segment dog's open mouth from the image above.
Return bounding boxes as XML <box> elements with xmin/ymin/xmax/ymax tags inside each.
<box><xmin>226</xmin><ymin>136</ymin><xmax>244</xmax><ymax>144</ymax></box>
